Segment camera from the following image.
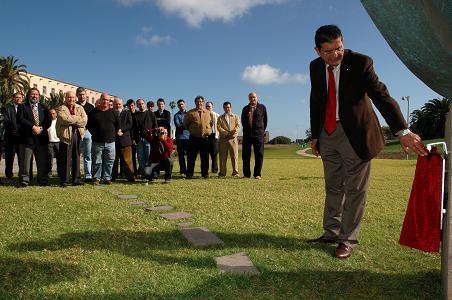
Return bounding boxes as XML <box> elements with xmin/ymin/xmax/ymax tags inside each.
<box><xmin>154</xmin><ymin>128</ymin><xmax>166</xmax><ymax>138</ymax></box>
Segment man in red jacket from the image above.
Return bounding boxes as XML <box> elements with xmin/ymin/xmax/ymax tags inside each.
<box><xmin>144</xmin><ymin>127</ymin><xmax>173</xmax><ymax>183</ymax></box>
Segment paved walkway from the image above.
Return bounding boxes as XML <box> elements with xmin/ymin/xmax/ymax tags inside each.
<box><xmin>296</xmin><ymin>147</ymin><xmax>320</xmax><ymax>158</ymax></box>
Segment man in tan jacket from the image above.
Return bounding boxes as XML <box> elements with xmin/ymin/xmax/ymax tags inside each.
<box><xmin>183</xmin><ymin>95</ymin><xmax>212</xmax><ymax>179</ymax></box>
<box><xmin>217</xmin><ymin>101</ymin><xmax>241</xmax><ymax>177</ymax></box>
<box><xmin>56</xmin><ymin>91</ymin><xmax>87</xmax><ymax>187</ymax></box>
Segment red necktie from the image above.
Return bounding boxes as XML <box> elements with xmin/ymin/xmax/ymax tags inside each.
<box><xmin>325</xmin><ymin>65</ymin><xmax>336</xmax><ymax>135</ymax></box>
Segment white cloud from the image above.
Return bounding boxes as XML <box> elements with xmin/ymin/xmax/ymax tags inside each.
<box><xmin>116</xmin><ymin>0</ymin><xmax>148</xmax><ymax>6</ymax></box>
<box><xmin>135</xmin><ymin>34</ymin><xmax>173</xmax><ymax>46</ymax></box>
<box><xmin>155</xmin><ymin>0</ymin><xmax>285</xmax><ymax>27</ymax></box>
<box><xmin>241</xmin><ymin>64</ymin><xmax>308</xmax><ymax>85</ymax></box>
<box><xmin>134</xmin><ymin>26</ymin><xmax>173</xmax><ymax>46</ymax></box>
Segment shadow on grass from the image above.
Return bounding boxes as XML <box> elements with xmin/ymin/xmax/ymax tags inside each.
<box><xmin>6</xmin><ymin>230</ymin><xmax>440</xmax><ymax>298</ymax></box>
<box><xmin>8</xmin><ymin>229</ymin><xmax>333</xmax><ymax>262</ymax></box>
<box><xmin>0</xmin><ymin>256</ymin><xmax>86</xmax><ymax>298</ymax></box>
<box><xmin>46</xmin><ymin>268</ymin><xmax>439</xmax><ymax>299</ymax></box>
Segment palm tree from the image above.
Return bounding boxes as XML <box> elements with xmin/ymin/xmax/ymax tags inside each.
<box><xmin>0</xmin><ymin>56</ymin><xmax>29</xmax><ymax>107</ymax></box>
<box><xmin>410</xmin><ymin>98</ymin><xmax>451</xmax><ymax>139</ymax></box>
<box><xmin>45</xmin><ymin>91</ymin><xmax>65</xmax><ymax>108</ymax></box>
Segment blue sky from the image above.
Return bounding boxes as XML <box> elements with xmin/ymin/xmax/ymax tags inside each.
<box><xmin>0</xmin><ymin>0</ymin><xmax>441</xmax><ymax>140</ymax></box>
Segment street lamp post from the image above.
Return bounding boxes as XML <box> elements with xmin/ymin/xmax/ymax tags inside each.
<box><xmin>401</xmin><ymin>96</ymin><xmax>410</xmax><ymax>125</ymax></box>
<box><xmin>401</xmin><ymin>96</ymin><xmax>410</xmax><ymax>160</ymax></box>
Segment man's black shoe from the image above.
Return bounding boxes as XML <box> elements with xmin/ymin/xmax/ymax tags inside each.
<box><xmin>306</xmin><ymin>236</ymin><xmax>337</xmax><ymax>244</ymax></box>
<box><xmin>60</xmin><ymin>183</ymin><xmax>68</xmax><ymax>188</ymax></box>
<box><xmin>17</xmin><ymin>182</ymin><xmax>28</xmax><ymax>188</ymax></box>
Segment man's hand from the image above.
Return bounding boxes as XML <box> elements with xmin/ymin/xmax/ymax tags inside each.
<box><xmin>311</xmin><ymin>139</ymin><xmax>320</xmax><ymax>157</ymax></box>
<box><xmin>117</xmin><ymin>129</ymin><xmax>123</xmax><ymax>137</ymax></box>
<box><xmin>399</xmin><ymin>132</ymin><xmax>427</xmax><ymax>156</ymax></box>
<box><xmin>32</xmin><ymin>125</ymin><xmax>42</xmax><ymax>135</ymax></box>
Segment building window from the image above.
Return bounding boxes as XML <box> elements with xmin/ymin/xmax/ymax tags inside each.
<box><xmin>43</xmin><ymin>86</ymin><xmax>47</xmax><ymax>95</ymax></box>
<box><xmin>33</xmin><ymin>84</ymin><xmax>38</xmax><ymax>88</ymax></box>
<box><xmin>59</xmin><ymin>90</ymin><xmax>63</xmax><ymax>94</ymax></box>
<box><xmin>51</xmin><ymin>88</ymin><xmax>55</xmax><ymax>94</ymax></box>
<box><xmin>92</xmin><ymin>97</ymin><xmax>94</xmax><ymax>103</ymax></box>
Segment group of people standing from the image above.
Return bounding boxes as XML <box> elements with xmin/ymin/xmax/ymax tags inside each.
<box><xmin>0</xmin><ymin>88</ymin><xmax>268</xmax><ymax>187</ymax></box>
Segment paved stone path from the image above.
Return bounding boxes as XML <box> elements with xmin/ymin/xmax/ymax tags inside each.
<box><xmin>160</xmin><ymin>212</ymin><xmax>193</xmax><ymax>220</ymax></box>
<box><xmin>214</xmin><ymin>252</ymin><xmax>260</xmax><ymax>275</ymax></box>
<box><xmin>144</xmin><ymin>205</ymin><xmax>174</xmax><ymax>212</ymax></box>
<box><xmin>180</xmin><ymin>227</ymin><xmax>224</xmax><ymax>247</ymax></box>
<box><xmin>117</xmin><ymin>194</ymin><xmax>138</xmax><ymax>200</ymax></box>
<box><xmin>102</xmin><ymin>187</ymin><xmax>258</xmax><ymax>275</ymax></box>
<box><xmin>296</xmin><ymin>147</ymin><xmax>320</xmax><ymax>158</ymax></box>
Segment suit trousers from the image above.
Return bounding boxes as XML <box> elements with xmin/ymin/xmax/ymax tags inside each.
<box><xmin>19</xmin><ymin>142</ymin><xmax>49</xmax><ymax>185</ymax></box>
<box><xmin>208</xmin><ymin>133</ymin><xmax>218</xmax><ymax>173</ymax></box>
<box><xmin>242</xmin><ymin>135</ymin><xmax>264</xmax><ymax>177</ymax></box>
<box><xmin>48</xmin><ymin>141</ymin><xmax>61</xmax><ymax>177</ymax></box>
<box><xmin>59</xmin><ymin>130</ymin><xmax>81</xmax><ymax>185</ymax></box>
<box><xmin>187</xmin><ymin>135</ymin><xmax>209</xmax><ymax>178</ymax></box>
<box><xmin>319</xmin><ymin>122</ymin><xmax>371</xmax><ymax>247</ymax></box>
<box><xmin>218</xmin><ymin>137</ymin><xmax>239</xmax><ymax>176</ymax></box>
<box><xmin>4</xmin><ymin>140</ymin><xmax>20</xmax><ymax>178</ymax></box>
<box><xmin>113</xmin><ymin>145</ymin><xmax>134</xmax><ymax>181</ymax></box>
<box><xmin>176</xmin><ymin>138</ymin><xmax>189</xmax><ymax>175</ymax></box>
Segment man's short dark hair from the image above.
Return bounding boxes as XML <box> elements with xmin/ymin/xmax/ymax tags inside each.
<box><xmin>26</xmin><ymin>87</ymin><xmax>40</xmax><ymax>100</ymax></box>
<box><xmin>177</xmin><ymin>99</ymin><xmax>185</xmax><ymax>105</ymax></box>
<box><xmin>76</xmin><ymin>87</ymin><xmax>86</xmax><ymax>96</ymax></box>
<box><xmin>223</xmin><ymin>101</ymin><xmax>231</xmax><ymax>107</ymax></box>
<box><xmin>147</xmin><ymin>100</ymin><xmax>154</xmax><ymax>108</ymax></box>
<box><xmin>13</xmin><ymin>91</ymin><xmax>24</xmax><ymax>97</ymax></box>
<box><xmin>194</xmin><ymin>96</ymin><xmax>204</xmax><ymax>103</ymax></box>
<box><xmin>126</xmin><ymin>99</ymin><xmax>135</xmax><ymax>106</ymax></box>
<box><xmin>157</xmin><ymin>98</ymin><xmax>165</xmax><ymax>105</ymax></box>
<box><xmin>315</xmin><ymin>25</ymin><xmax>342</xmax><ymax>49</ymax></box>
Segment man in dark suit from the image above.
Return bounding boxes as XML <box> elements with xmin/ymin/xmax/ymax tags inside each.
<box><xmin>3</xmin><ymin>92</ymin><xmax>24</xmax><ymax>179</ymax></box>
<box><xmin>17</xmin><ymin>88</ymin><xmax>51</xmax><ymax>187</ymax></box>
<box><xmin>155</xmin><ymin>98</ymin><xmax>171</xmax><ymax>137</ymax></box>
<box><xmin>112</xmin><ymin>98</ymin><xmax>135</xmax><ymax>182</ymax></box>
<box><xmin>241</xmin><ymin>92</ymin><xmax>267</xmax><ymax>179</ymax></box>
<box><xmin>308</xmin><ymin>25</ymin><xmax>426</xmax><ymax>259</ymax></box>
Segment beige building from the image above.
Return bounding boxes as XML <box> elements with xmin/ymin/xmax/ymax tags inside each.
<box><xmin>28</xmin><ymin>72</ymin><xmax>105</xmax><ymax>105</ymax></box>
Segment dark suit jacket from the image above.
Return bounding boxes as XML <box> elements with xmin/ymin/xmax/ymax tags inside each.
<box><xmin>17</xmin><ymin>102</ymin><xmax>51</xmax><ymax>145</ymax></box>
<box><xmin>3</xmin><ymin>104</ymin><xmax>19</xmax><ymax>143</ymax></box>
<box><xmin>117</xmin><ymin>110</ymin><xmax>133</xmax><ymax>147</ymax></box>
<box><xmin>241</xmin><ymin>103</ymin><xmax>267</xmax><ymax>138</ymax></box>
<box><xmin>155</xmin><ymin>109</ymin><xmax>171</xmax><ymax>134</ymax></box>
<box><xmin>309</xmin><ymin>49</ymin><xmax>406</xmax><ymax>160</ymax></box>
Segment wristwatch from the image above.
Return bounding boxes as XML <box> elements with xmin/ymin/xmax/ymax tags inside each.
<box><xmin>397</xmin><ymin>128</ymin><xmax>411</xmax><ymax>138</ymax></box>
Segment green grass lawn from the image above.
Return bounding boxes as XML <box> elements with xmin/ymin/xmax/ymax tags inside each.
<box><xmin>0</xmin><ymin>145</ymin><xmax>441</xmax><ymax>299</ymax></box>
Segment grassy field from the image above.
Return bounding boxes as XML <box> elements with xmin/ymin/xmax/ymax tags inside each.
<box><xmin>0</xmin><ymin>145</ymin><xmax>441</xmax><ymax>299</ymax></box>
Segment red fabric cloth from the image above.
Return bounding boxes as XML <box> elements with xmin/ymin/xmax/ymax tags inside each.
<box><xmin>324</xmin><ymin>65</ymin><xmax>336</xmax><ymax>135</ymax></box>
<box><xmin>399</xmin><ymin>147</ymin><xmax>442</xmax><ymax>252</ymax></box>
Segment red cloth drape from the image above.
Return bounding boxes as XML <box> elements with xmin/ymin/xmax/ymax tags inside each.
<box><xmin>399</xmin><ymin>147</ymin><xmax>442</xmax><ymax>252</ymax></box>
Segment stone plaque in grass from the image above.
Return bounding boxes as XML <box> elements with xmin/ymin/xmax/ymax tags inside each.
<box><xmin>214</xmin><ymin>252</ymin><xmax>259</xmax><ymax>275</ymax></box>
<box><xmin>144</xmin><ymin>205</ymin><xmax>174</xmax><ymax>212</ymax></box>
<box><xmin>160</xmin><ymin>212</ymin><xmax>192</xmax><ymax>220</ymax></box>
<box><xmin>117</xmin><ymin>194</ymin><xmax>138</xmax><ymax>200</ymax></box>
<box><xmin>110</xmin><ymin>189</ymin><xmax>121</xmax><ymax>195</ymax></box>
<box><xmin>177</xmin><ymin>222</ymin><xmax>193</xmax><ymax>228</ymax></box>
<box><xmin>180</xmin><ymin>227</ymin><xmax>224</xmax><ymax>247</ymax></box>
<box><xmin>130</xmin><ymin>201</ymin><xmax>145</xmax><ymax>205</ymax></box>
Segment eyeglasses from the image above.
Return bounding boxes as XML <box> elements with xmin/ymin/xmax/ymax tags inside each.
<box><xmin>321</xmin><ymin>46</ymin><xmax>344</xmax><ymax>56</ymax></box>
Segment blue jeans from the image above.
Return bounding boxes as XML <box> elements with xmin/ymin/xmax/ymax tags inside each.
<box><xmin>137</xmin><ymin>138</ymin><xmax>150</xmax><ymax>175</ymax></box>
<box><xmin>91</xmin><ymin>141</ymin><xmax>115</xmax><ymax>181</ymax></box>
<box><xmin>81</xmin><ymin>130</ymin><xmax>92</xmax><ymax>179</ymax></box>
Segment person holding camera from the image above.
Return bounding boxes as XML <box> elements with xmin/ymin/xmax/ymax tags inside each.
<box><xmin>144</xmin><ymin>127</ymin><xmax>173</xmax><ymax>183</ymax></box>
